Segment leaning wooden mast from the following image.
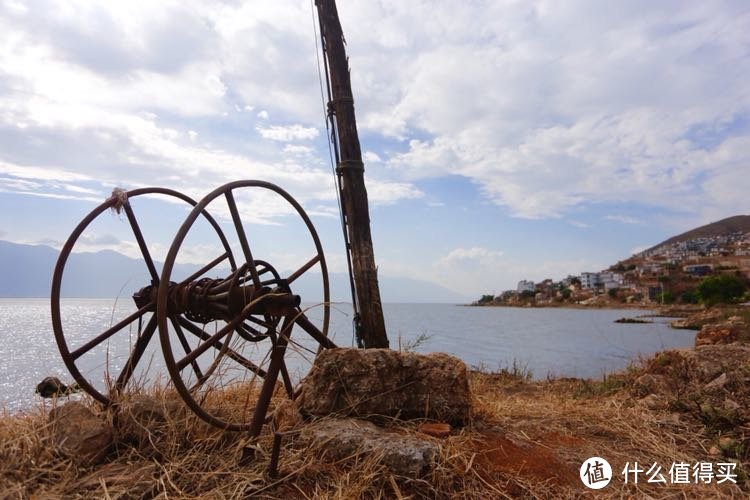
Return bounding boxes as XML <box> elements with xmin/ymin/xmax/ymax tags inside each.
<box><xmin>315</xmin><ymin>0</ymin><xmax>389</xmax><ymax>348</ymax></box>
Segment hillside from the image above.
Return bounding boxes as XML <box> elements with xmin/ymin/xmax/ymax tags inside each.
<box><xmin>647</xmin><ymin>215</ymin><xmax>750</xmax><ymax>253</ymax></box>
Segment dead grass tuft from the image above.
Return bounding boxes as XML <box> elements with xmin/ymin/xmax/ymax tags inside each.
<box><xmin>1</xmin><ymin>364</ymin><xmax>749</xmax><ymax>498</ymax></box>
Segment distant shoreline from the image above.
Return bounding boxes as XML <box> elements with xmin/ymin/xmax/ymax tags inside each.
<box><xmin>464</xmin><ymin>301</ymin><xmax>660</xmax><ymax>311</ymax></box>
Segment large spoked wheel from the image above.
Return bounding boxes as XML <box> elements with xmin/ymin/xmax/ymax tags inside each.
<box><xmin>51</xmin><ymin>188</ymin><xmax>236</xmax><ymax>405</ymax></box>
<box><xmin>157</xmin><ymin>180</ymin><xmax>331</xmax><ymax>431</ymax></box>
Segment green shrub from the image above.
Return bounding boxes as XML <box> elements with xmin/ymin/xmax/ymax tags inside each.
<box><xmin>680</xmin><ymin>289</ymin><xmax>699</xmax><ymax>304</ymax></box>
<box><xmin>477</xmin><ymin>294</ymin><xmax>495</xmax><ymax>304</ymax></box>
<box><xmin>697</xmin><ymin>275</ymin><xmax>747</xmax><ymax>305</ymax></box>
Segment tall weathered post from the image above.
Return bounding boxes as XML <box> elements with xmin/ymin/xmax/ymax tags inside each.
<box><xmin>315</xmin><ymin>0</ymin><xmax>389</xmax><ymax>348</ymax></box>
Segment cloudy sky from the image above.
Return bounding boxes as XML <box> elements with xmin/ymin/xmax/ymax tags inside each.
<box><xmin>1</xmin><ymin>0</ymin><xmax>749</xmax><ymax>299</ymax></box>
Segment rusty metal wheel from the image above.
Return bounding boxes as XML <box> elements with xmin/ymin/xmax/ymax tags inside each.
<box><xmin>51</xmin><ymin>187</ymin><xmax>235</xmax><ymax>405</ymax></box>
<box><xmin>157</xmin><ymin>180</ymin><xmax>332</xmax><ymax>431</ymax></box>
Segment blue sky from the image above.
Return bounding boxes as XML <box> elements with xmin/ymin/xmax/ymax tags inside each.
<box><xmin>0</xmin><ymin>0</ymin><xmax>749</xmax><ymax>298</ymax></box>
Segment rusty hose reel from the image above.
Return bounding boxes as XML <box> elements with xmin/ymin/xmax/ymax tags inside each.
<box><xmin>51</xmin><ymin>180</ymin><xmax>335</xmax><ymax>433</ymax></box>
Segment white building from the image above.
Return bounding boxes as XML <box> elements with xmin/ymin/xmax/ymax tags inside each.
<box><xmin>517</xmin><ymin>280</ymin><xmax>535</xmax><ymax>293</ymax></box>
<box><xmin>599</xmin><ymin>271</ymin><xmax>624</xmax><ymax>290</ymax></box>
<box><xmin>580</xmin><ymin>272</ymin><xmax>601</xmax><ymax>289</ymax></box>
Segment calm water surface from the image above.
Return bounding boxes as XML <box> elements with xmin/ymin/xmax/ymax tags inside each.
<box><xmin>0</xmin><ymin>299</ymin><xmax>695</xmax><ymax>412</ymax></box>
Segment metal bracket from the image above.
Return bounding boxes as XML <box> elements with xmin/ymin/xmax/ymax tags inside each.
<box><xmin>336</xmin><ymin>160</ymin><xmax>364</xmax><ymax>174</ymax></box>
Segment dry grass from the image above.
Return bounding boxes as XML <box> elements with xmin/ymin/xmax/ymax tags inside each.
<box><xmin>1</xmin><ymin>365</ymin><xmax>748</xmax><ymax>498</ymax></box>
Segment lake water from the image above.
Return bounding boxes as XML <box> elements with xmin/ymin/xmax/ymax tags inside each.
<box><xmin>0</xmin><ymin>299</ymin><xmax>696</xmax><ymax>412</ymax></box>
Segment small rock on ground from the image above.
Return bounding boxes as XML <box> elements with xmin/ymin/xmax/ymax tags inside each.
<box><xmin>49</xmin><ymin>401</ymin><xmax>113</xmax><ymax>465</ymax></box>
<box><xmin>417</xmin><ymin>422</ymin><xmax>452</xmax><ymax>438</ymax></box>
<box><xmin>299</xmin><ymin>418</ymin><xmax>438</xmax><ymax>477</ymax></box>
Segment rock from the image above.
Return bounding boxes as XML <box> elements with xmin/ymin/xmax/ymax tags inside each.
<box><xmin>300</xmin><ymin>418</ymin><xmax>437</xmax><ymax>477</ymax></box>
<box><xmin>36</xmin><ymin>377</ymin><xmax>79</xmax><ymax>398</ymax></box>
<box><xmin>704</xmin><ymin>372</ymin><xmax>728</xmax><ymax>390</ymax></box>
<box><xmin>49</xmin><ymin>401</ymin><xmax>113</xmax><ymax>465</ymax></box>
<box><xmin>633</xmin><ymin>374</ymin><xmax>668</xmax><ymax>397</ymax></box>
<box><xmin>694</xmin><ymin>344</ymin><xmax>750</xmax><ymax>382</ymax></box>
<box><xmin>297</xmin><ymin>348</ymin><xmax>471</xmax><ymax>425</ymax></box>
<box><xmin>417</xmin><ymin>422</ymin><xmax>452</xmax><ymax>438</ymax></box>
<box><xmin>696</xmin><ymin>317</ymin><xmax>749</xmax><ymax>346</ymax></box>
<box><xmin>615</xmin><ymin>317</ymin><xmax>651</xmax><ymax>324</ymax></box>
<box><xmin>671</xmin><ymin>309</ymin><xmax>722</xmax><ymax>330</ymax></box>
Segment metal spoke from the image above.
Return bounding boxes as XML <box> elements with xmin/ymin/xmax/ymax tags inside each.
<box><xmin>238</xmin><ymin>322</ymin><xmax>266</xmax><ymax>338</ymax></box>
<box><xmin>295</xmin><ymin>312</ymin><xmax>337</xmax><ymax>349</ymax></box>
<box><xmin>260</xmin><ymin>278</ymin><xmax>283</xmax><ymax>287</ymax></box>
<box><xmin>71</xmin><ymin>302</ymin><xmax>153</xmax><ymax>360</ymax></box>
<box><xmin>176</xmin><ymin>316</ymin><xmax>267</xmax><ymax>378</ymax></box>
<box><xmin>179</xmin><ymin>252</ymin><xmax>229</xmax><ymax>285</ymax></box>
<box><xmin>114</xmin><ymin>314</ymin><xmax>158</xmax><ymax>392</ymax></box>
<box><xmin>248</xmin><ymin>314</ymin><xmax>294</xmax><ymax>438</ymax></box>
<box><xmin>279</xmin><ymin>360</ymin><xmax>294</xmax><ymax>398</ymax></box>
<box><xmin>287</xmin><ymin>254</ymin><xmax>321</xmax><ymax>285</ymax></box>
<box><xmin>123</xmin><ymin>202</ymin><xmax>159</xmax><ymax>283</ymax></box>
<box><xmin>175</xmin><ymin>320</ymin><xmax>235</xmax><ymax>371</ymax></box>
<box><xmin>266</xmin><ymin>328</ymin><xmax>294</xmax><ymax>398</ymax></box>
<box><xmin>246</xmin><ymin>316</ymin><xmax>275</xmax><ymax>330</ymax></box>
<box><xmin>170</xmin><ymin>316</ymin><xmax>205</xmax><ymax>381</ymax></box>
<box><xmin>286</xmin><ymin>336</ymin><xmax>318</xmax><ymax>358</ymax></box>
<box><xmin>224</xmin><ymin>190</ymin><xmax>261</xmax><ymax>288</ymax></box>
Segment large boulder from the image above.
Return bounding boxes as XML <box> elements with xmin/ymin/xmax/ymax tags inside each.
<box><xmin>297</xmin><ymin>348</ymin><xmax>471</xmax><ymax>425</ymax></box>
<box><xmin>299</xmin><ymin>418</ymin><xmax>438</xmax><ymax>477</ymax></box>
<box><xmin>49</xmin><ymin>402</ymin><xmax>113</xmax><ymax>465</ymax></box>
<box><xmin>695</xmin><ymin>316</ymin><xmax>749</xmax><ymax>346</ymax></box>
<box><xmin>669</xmin><ymin>308</ymin><xmax>721</xmax><ymax>330</ymax></box>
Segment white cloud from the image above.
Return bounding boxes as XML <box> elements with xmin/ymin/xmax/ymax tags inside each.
<box><xmin>363</xmin><ymin>151</ymin><xmax>382</xmax><ymax>163</ymax></box>
<box><xmin>0</xmin><ymin>1</ymin><xmax>429</xmax><ymax>220</ymax></box>
<box><xmin>367</xmin><ymin>179</ymin><xmax>423</xmax><ymax>205</ymax></box>
<box><xmin>439</xmin><ymin>247</ymin><xmax>504</xmax><ymax>266</ymax></box>
<box><xmin>339</xmin><ymin>0</ymin><xmax>750</xmax><ymax>221</ymax></box>
<box><xmin>0</xmin><ymin>161</ymin><xmax>91</xmax><ymax>182</ymax></box>
<box><xmin>603</xmin><ymin>215</ymin><xmax>641</xmax><ymax>224</ymax></box>
<box><xmin>282</xmin><ymin>144</ymin><xmax>314</xmax><ymax>156</ymax></box>
<box><xmin>256</xmin><ymin>124</ymin><xmax>319</xmax><ymax>142</ymax></box>
<box><xmin>2</xmin><ymin>0</ymin><xmax>749</xmax><ymax>289</ymax></box>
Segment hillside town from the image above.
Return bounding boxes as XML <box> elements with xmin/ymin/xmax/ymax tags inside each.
<box><xmin>477</xmin><ymin>229</ymin><xmax>750</xmax><ymax>307</ymax></box>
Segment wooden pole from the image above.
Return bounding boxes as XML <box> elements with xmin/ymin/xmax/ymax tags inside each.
<box><xmin>315</xmin><ymin>0</ymin><xmax>389</xmax><ymax>348</ymax></box>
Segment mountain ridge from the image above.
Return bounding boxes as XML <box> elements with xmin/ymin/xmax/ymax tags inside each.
<box><xmin>645</xmin><ymin>215</ymin><xmax>750</xmax><ymax>254</ymax></box>
<box><xmin>0</xmin><ymin>240</ymin><xmax>468</xmax><ymax>303</ymax></box>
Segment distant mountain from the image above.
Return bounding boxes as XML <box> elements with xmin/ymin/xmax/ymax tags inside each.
<box><xmin>646</xmin><ymin>215</ymin><xmax>750</xmax><ymax>253</ymax></box>
<box><xmin>0</xmin><ymin>240</ymin><xmax>468</xmax><ymax>303</ymax></box>
<box><xmin>0</xmin><ymin>241</ymin><xmax>59</xmax><ymax>297</ymax></box>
